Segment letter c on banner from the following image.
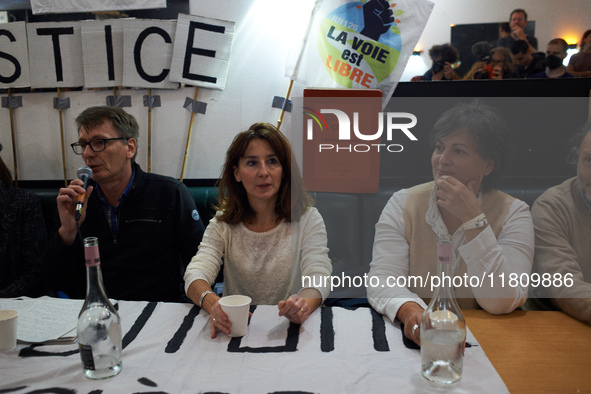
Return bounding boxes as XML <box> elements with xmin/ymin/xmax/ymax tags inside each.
<box><xmin>134</xmin><ymin>26</ymin><xmax>172</xmax><ymax>83</ymax></box>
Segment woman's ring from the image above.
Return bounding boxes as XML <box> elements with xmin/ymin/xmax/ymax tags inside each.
<box><xmin>300</xmin><ymin>308</ymin><xmax>305</xmax><ymax>312</ymax></box>
<box><xmin>212</xmin><ymin>318</ymin><xmax>216</xmax><ymax>324</ymax></box>
<box><xmin>412</xmin><ymin>324</ymin><xmax>419</xmax><ymax>334</ymax></box>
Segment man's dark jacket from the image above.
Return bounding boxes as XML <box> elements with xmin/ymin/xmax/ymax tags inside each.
<box><xmin>45</xmin><ymin>163</ymin><xmax>205</xmax><ymax>302</ymax></box>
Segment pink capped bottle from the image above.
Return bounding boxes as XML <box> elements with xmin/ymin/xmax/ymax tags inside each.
<box><xmin>77</xmin><ymin>237</ymin><xmax>122</xmax><ymax>379</ymax></box>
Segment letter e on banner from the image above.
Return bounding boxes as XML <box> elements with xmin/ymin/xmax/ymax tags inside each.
<box><xmin>122</xmin><ymin>19</ymin><xmax>179</xmax><ymax>89</ymax></box>
<box><xmin>81</xmin><ymin>19</ymin><xmax>124</xmax><ymax>88</ymax></box>
<box><xmin>27</xmin><ymin>21</ymin><xmax>84</xmax><ymax>88</ymax></box>
<box><xmin>0</xmin><ymin>22</ymin><xmax>30</xmax><ymax>88</ymax></box>
<box><xmin>169</xmin><ymin>13</ymin><xmax>235</xmax><ymax>90</ymax></box>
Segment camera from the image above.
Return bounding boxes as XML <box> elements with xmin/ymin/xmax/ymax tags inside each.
<box><xmin>431</xmin><ymin>60</ymin><xmax>446</xmax><ymax>74</ymax></box>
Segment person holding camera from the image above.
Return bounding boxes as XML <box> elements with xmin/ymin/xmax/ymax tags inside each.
<box><xmin>472</xmin><ymin>47</ymin><xmax>516</xmax><ymax>80</ymax></box>
<box><xmin>421</xmin><ymin>43</ymin><xmax>461</xmax><ymax>81</ymax></box>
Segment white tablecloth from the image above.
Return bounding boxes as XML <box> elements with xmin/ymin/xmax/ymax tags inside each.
<box><xmin>0</xmin><ymin>300</ymin><xmax>508</xmax><ymax>393</ymax></box>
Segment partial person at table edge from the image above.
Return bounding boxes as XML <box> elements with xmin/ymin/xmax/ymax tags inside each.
<box><xmin>367</xmin><ymin>100</ymin><xmax>535</xmax><ymax>346</ymax></box>
<box><xmin>530</xmin><ymin>123</ymin><xmax>591</xmax><ymax>324</ymax></box>
<box><xmin>0</xmin><ymin>143</ymin><xmax>48</xmax><ymax>298</ymax></box>
<box><xmin>567</xmin><ymin>29</ymin><xmax>591</xmax><ymax>78</ymax></box>
<box><xmin>184</xmin><ymin>122</ymin><xmax>332</xmax><ymax>338</ymax></box>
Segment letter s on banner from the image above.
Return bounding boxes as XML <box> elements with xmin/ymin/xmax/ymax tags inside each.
<box><xmin>0</xmin><ymin>22</ymin><xmax>30</xmax><ymax>87</ymax></box>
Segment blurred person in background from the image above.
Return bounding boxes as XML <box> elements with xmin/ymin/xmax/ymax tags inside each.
<box><xmin>511</xmin><ymin>39</ymin><xmax>546</xmax><ymax>78</ymax></box>
<box><xmin>418</xmin><ymin>43</ymin><xmax>461</xmax><ymax>81</ymax></box>
<box><xmin>497</xmin><ymin>8</ymin><xmax>538</xmax><ymax>54</ymax></box>
<box><xmin>530</xmin><ymin>38</ymin><xmax>574</xmax><ymax>79</ymax></box>
<box><xmin>494</xmin><ymin>22</ymin><xmax>511</xmax><ymax>48</ymax></box>
<box><xmin>567</xmin><ymin>30</ymin><xmax>591</xmax><ymax>77</ymax></box>
<box><xmin>472</xmin><ymin>47</ymin><xmax>516</xmax><ymax>80</ymax></box>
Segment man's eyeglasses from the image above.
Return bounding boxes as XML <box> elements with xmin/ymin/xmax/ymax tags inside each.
<box><xmin>70</xmin><ymin>137</ymin><xmax>127</xmax><ymax>155</ymax></box>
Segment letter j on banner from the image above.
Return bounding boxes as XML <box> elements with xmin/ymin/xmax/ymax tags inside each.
<box><xmin>285</xmin><ymin>0</ymin><xmax>433</xmax><ymax>108</ymax></box>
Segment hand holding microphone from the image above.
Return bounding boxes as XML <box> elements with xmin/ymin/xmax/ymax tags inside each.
<box><xmin>75</xmin><ymin>166</ymin><xmax>93</xmax><ymax>221</ymax></box>
<box><xmin>56</xmin><ymin>166</ymin><xmax>94</xmax><ymax>245</ymax></box>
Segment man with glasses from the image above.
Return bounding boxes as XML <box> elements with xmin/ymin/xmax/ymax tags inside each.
<box><xmin>45</xmin><ymin>106</ymin><xmax>205</xmax><ymax>302</ymax></box>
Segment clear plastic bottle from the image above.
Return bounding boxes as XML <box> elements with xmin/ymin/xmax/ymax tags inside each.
<box><xmin>420</xmin><ymin>234</ymin><xmax>466</xmax><ymax>384</ymax></box>
<box><xmin>77</xmin><ymin>237</ymin><xmax>122</xmax><ymax>379</ymax></box>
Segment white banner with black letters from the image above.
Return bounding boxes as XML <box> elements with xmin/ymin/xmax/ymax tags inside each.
<box><xmin>0</xmin><ymin>300</ymin><xmax>507</xmax><ymax>393</ymax></box>
<box><xmin>31</xmin><ymin>0</ymin><xmax>166</xmax><ymax>14</ymax></box>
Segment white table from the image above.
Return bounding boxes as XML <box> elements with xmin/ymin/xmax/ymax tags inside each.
<box><xmin>0</xmin><ymin>300</ymin><xmax>507</xmax><ymax>393</ymax></box>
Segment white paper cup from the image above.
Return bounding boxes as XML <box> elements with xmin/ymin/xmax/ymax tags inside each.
<box><xmin>219</xmin><ymin>295</ymin><xmax>251</xmax><ymax>337</ymax></box>
<box><xmin>0</xmin><ymin>309</ymin><xmax>18</xmax><ymax>351</ymax></box>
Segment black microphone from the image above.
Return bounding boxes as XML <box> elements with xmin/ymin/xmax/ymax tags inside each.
<box><xmin>75</xmin><ymin>166</ymin><xmax>93</xmax><ymax>221</ymax></box>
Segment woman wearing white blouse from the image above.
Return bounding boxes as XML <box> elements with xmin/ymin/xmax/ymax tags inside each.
<box><xmin>184</xmin><ymin>123</ymin><xmax>332</xmax><ymax>338</ymax></box>
<box><xmin>368</xmin><ymin>101</ymin><xmax>534</xmax><ymax>347</ymax></box>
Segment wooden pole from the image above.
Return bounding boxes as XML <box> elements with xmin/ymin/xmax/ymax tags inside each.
<box><xmin>276</xmin><ymin>79</ymin><xmax>294</xmax><ymax>130</ymax></box>
<box><xmin>147</xmin><ymin>88</ymin><xmax>153</xmax><ymax>173</ymax></box>
<box><xmin>180</xmin><ymin>86</ymin><xmax>199</xmax><ymax>181</ymax></box>
<box><xmin>7</xmin><ymin>89</ymin><xmax>18</xmax><ymax>187</ymax></box>
<box><xmin>57</xmin><ymin>88</ymin><xmax>68</xmax><ymax>187</ymax></box>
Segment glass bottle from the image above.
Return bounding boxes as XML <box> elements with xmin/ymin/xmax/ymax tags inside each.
<box><xmin>420</xmin><ymin>234</ymin><xmax>466</xmax><ymax>384</ymax></box>
<box><xmin>77</xmin><ymin>237</ymin><xmax>122</xmax><ymax>379</ymax></box>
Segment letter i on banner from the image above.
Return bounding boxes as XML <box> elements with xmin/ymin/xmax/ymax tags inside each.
<box><xmin>169</xmin><ymin>14</ymin><xmax>235</xmax><ymax>180</ymax></box>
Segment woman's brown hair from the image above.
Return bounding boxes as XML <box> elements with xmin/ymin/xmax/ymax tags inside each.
<box><xmin>0</xmin><ymin>144</ymin><xmax>13</xmax><ymax>186</ymax></box>
<box><xmin>216</xmin><ymin>122</ymin><xmax>313</xmax><ymax>224</ymax></box>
